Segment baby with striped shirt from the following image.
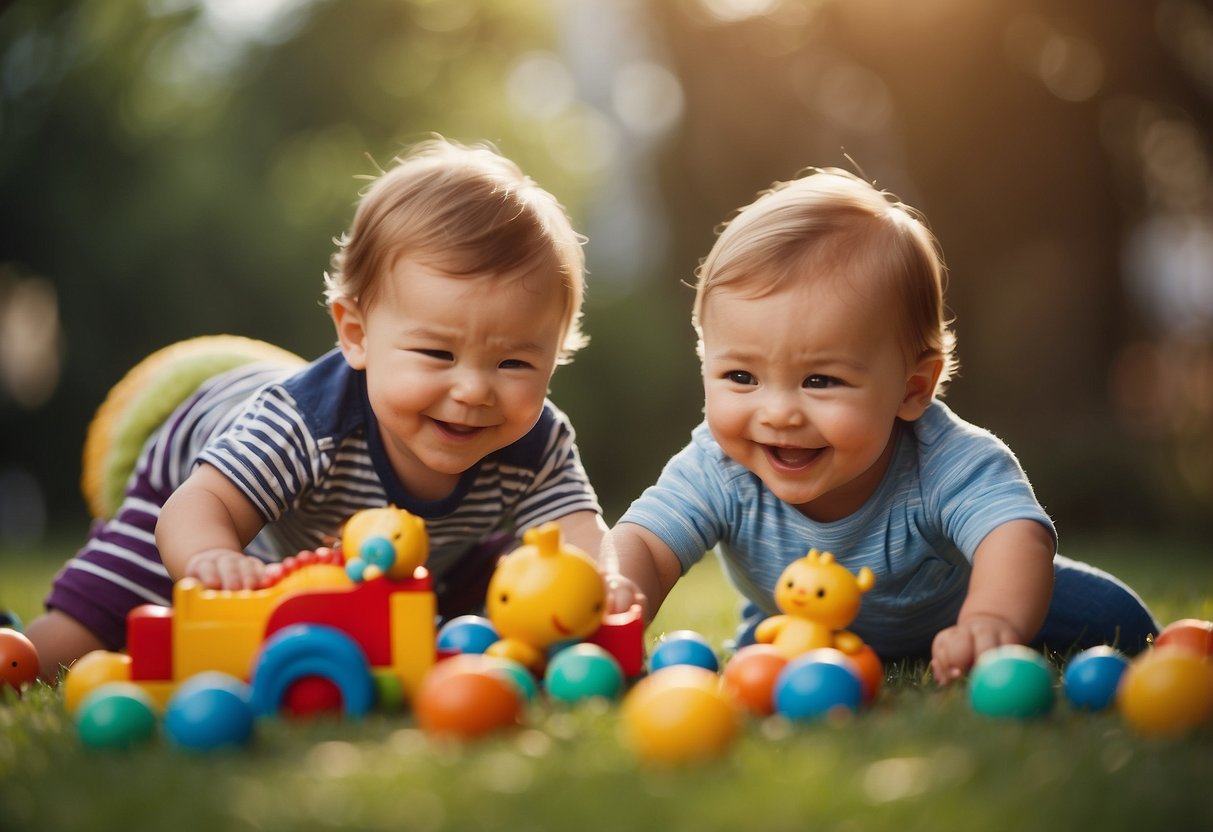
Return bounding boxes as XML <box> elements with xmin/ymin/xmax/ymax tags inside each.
<box><xmin>28</xmin><ymin>138</ymin><xmax>606</xmax><ymax>679</ymax></box>
<box><xmin>602</xmin><ymin>168</ymin><xmax>1157</xmax><ymax>683</ymax></box>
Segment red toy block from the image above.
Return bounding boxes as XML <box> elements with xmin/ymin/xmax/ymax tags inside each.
<box><xmin>127</xmin><ymin>604</ymin><xmax>174</xmax><ymax>681</ymax></box>
<box><xmin>587</xmin><ymin>604</ymin><xmax>646</xmax><ymax>677</ymax></box>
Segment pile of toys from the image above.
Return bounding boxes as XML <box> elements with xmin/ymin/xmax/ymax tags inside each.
<box><xmin>2</xmin><ymin>507</ymin><xmax>1211</xmax><ymax>762</ymax></box>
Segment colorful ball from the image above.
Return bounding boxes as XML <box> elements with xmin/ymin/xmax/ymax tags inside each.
<box><xmin>649</xmin><ymin>630</ymin><xmax>719</xmax><ymax>673</ymax></box>
<box><xmin>64</xmin><ymin>651</ymin><xmax>132</xmax><ymax>715</ymax></box>
<box><xmin>414</xmin><ymin>656</ymin><xmax>522</xmax><ymax>740</ymax></box>
<box><xmin>773</xmin><ymin>648</ymin><xmax>863</xmax><ymax>721</ymax></box>
<box><xmin>0</xmin><ymin>628</ymin><xmax>39</xmax><ymax>695</ymax></box>
<box><xmin>1063</xmin><ymin>646</ymin><xmax>1129</xmax><ymax>711</ymax></box>
<box><xmin>1154</xmin><ymin>619</ymin><xmax>1213</xmax><ymax>658</ymax></box>
<box><xmin>372</xmin><ymin>669</ymin><xmax>406</xmax><ymax>713</ymax></box>
<box><xmin>621</xmin><ymin>666</ymin><xmax>740</xmax><ymax>764</ymax></box>
<box><xmin>480</xmin><ymin>656</ymin><xmax>540</xmax><ymax>703</ymax></box>
<box><xmin>1117</xmin><ymin>647</ymin><xmax>1213</xmax><ymax>737</ymax></box>
<box><xmin>847</xmin><ymin>644</ymin><xmax>885</xmax><ymax>704</ymax></box>
<box><xmin>436</xmin><ymin>615</ymin><xmax>500</xmax><ymax>656</ymax></box>
<box><xmin>545</xmin><ymin>643</ymin><xmax>624</xmax><ymax>703</ymax></box>
<box><xmin>164</xmin><ymin>672</ymin><xmax>255</xmax><ymax>751</ymax></box>
<box><xmin>75</xmin><ymin>682</ymin><xmax>158</xmax><ymax>750</ymax></box>
<box><xmin>968</xmin><ymin>645</ymin><xmax>1055</xmax><ymax>719</ymax></box>
<box><xmin>721</xmin><ymin>644</ymin><xmax>788</xmax><ymax>715</ymax></box>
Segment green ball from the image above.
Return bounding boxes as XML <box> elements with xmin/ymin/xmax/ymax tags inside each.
<box><xmin>968</xmin><ymin>645</ymin><xmax>1055</xmax><ymax>719</ymax></box>
<box><xmin>545</xmin><ymin>644</ymin><xmax>623</xmax><ymax>703</ymax></box>
<box><xmin>76</xmin><ymin>682</ymin><xmax>158</xmax><ymax>749</ymax></box>
<box><xmin>372</xmin><ymin>668</ymin><xmax>406</xmax><ymax>713</ymax></box>
<box><xmin>481</xmin><ymin>656</ymin><xmax>540</xmax><ymax>702</ymax></box>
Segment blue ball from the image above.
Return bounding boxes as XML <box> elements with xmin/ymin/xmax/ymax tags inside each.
<box><xmin>968</xmin><ymin>645</ymin><xmax>1055</xmax><ymax>719</ymax></box>
<box><xmin>1063</xmin><ymin>646</ymin><xmax>1129</xmax><ymax>711</ymax></box>
<box><xmin>360</xmin><ymin>536</ymin><xmax>397</xmax><ymax>570</ymax></box>
<box><xmin>164</xmin><ymin>672</ymin><xmax>255</xmax><ymax>751</ymax></box>
<box><xmin>437</xmin><ymin>615</ymin><xmax>499</xmax><ymax>655</ymax></box>
<box><xmin>649</xmin><ymin>630</ymin><xmax>719</xmax><ymax>673</ymax></box>
<box><xmin>773</xmin><ymin>649</ymin><xmax>863</xmax><ymax>721</ymax></box>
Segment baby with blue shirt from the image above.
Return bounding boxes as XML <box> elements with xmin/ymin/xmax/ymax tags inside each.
<box><xmin>603</xmin><ymin>168</ymin><xmax>1157</xmax><ymax>682</ymax></box>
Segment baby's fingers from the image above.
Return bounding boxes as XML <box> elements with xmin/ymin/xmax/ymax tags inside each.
<box><xmin>189</xmin><ymin>557</ymin><xmax>224</xmax><ymax>589</ymax></box>
<box><xmin>216</xmin><ymin>556</ymin><xmax>264</xmax><ymax>591</ymax></box>
<box><xmin>931</xmin><ymin>631</ymin><xmax>968</xmax><ymax>685</ymax></box>
<box><xmin>603</xmin><ymin>574</ymin><xmax>647</xmax><ymax>617</ymax></box>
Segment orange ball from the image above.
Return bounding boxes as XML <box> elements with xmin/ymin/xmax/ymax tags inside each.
<box><xmin>1154</xmin><ymin>619</ymin><xmax>1213</xmax><ymax>658</ymax></box>
<box><xmin>1117</xmin><ymin>647</ymin><xmax>1213</xmax><ymax>737</ymax></box>
<box><xmin>722</xmin><ymin>644</ymin><xmax>787</xmax><ymax>715</ymax></box>
<box><xmin>413</xmin><ymin>656</ymin><xmax>523</xmax><ymax>740</ymax></box>
<box><xmin>621</xmin><ymin>666</ymin><xmax>741</xmax><ymax>764</ymax></box>
<box><xmin>0</xmin><ymin>629</ymin><xmax>39</xmax><ymax>695</ymax></box>
<box><xmin>847</xmin><ymin>644</ymin><xmax>885</xmax><ymax>704</ymax></box>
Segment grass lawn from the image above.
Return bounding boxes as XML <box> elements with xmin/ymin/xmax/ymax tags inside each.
<box><xmin>1</xmin><ymin>533</ymin><xmax>1210</xmax><ymax>832</ymax></box>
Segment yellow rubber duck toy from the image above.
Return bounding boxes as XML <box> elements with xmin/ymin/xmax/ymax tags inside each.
<box><xmin>754</xmin><ymin>549</ymin><xmax>874</xmax><ymax>658</ymax></box>
<box><xmin>484</xmin><ymin>523</ymin><xmax>606</xmax><ymax>673</ymax></box>
<box><xmin>341</xmin><ymin>506</ymin><xmax>429</xmax><ymax>582</ymax></box>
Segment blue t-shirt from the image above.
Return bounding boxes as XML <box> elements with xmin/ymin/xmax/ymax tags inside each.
<box><xmin>198</xmin><ymin>349</ymin><xmax>601</xmax><ymax>587</ymax></box>
<box><xmin>619</xmin><ymin>401</ymin><xmax>1056</xmax><ymax>657</ymax></box>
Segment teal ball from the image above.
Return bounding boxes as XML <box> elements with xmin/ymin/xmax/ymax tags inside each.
<box><xmin>545</xmin><ymin>644</ymin><xmax>623</xmax><ymax>703</ymax></box>
<box><xmin>76</xmin><ymin>682</ymin><xmax>158</xmax><ymax>750</ymax></box>
<box><xmin>969</xmin><ymin>645</ymin><xmax>1055</xmax><ymax>719</ymax></box>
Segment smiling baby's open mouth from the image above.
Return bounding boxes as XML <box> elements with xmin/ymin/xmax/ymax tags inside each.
<box><xmin>433</xmin><ymin>419</ymin><xmax>486</xmax><ymax>438</ymax></box>
<box><xmin>765</xmin><ymin>445</ymin><xmax>822</xmax><ymax>467</ymax></box>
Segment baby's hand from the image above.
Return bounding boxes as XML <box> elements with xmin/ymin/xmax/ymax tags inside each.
<box><xmin>930</xmin><ymin>614</ymin><xmax>1023</xmax><ymax>685</ymax></box>
<box><xmin>603</xmin><ymin>572</ymin><xmax>649</xmax><ymax>618</ymax></box>
<box><xmin>184</xmin><ymin>549</ymin><xmax>267</xmax><ymax>590</ymax></box>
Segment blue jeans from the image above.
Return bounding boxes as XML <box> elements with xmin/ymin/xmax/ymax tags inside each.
<box><xmin>732</xmin><ymin>554</ymin><xmax>1159</xmax><ymax>658</ymax></box>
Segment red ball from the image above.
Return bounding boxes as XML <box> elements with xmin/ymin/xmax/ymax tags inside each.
<box><xmin>0</xmin><ymin>629</ymin><xmax>39</xmax><ymax>694</ymax></box>
<box><xmin>414</xmin><ymin>656</ymin><xmax>523</xmax><ymax>740</ymax></box>
<box><xmin>1155</xmin><ymin>619</ymin><xmax>1213</xmax><ymax>658</ymax></box>
<box><xmin>722</xmin><ymin>644</ymin><xmax>788</xmax><ymax>715</ymax></box>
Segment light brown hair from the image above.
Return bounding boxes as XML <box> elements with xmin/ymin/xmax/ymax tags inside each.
<box><xmin>693</xmin><ymin>168</ymin><xmax>958</xmax><ymax>391</ymax></box>
<box><xmin>326</xmin><ymin>138</ymin><xmax>587</xmax><ymax>361</ymax></box>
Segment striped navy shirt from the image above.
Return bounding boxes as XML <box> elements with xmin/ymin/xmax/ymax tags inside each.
<box><xmin>196</xmin><ymin>349</ymin><xmax>601</xmax><ymax>584</ymax></box>
<box><xmin>619</xmin><ymin>401</ymin><xmax>1056</xmax><ymax>658</ymax></box>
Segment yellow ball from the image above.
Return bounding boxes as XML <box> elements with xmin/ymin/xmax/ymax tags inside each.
<box><xmin>1117</xmin><ymin>648</ymin><xmax>1213</xmax><ymax>737</ymax></box>
<box><xmin>621</xmin><ymin>666</ymin><xmax>740</xmax><ymax>764</ymax></box>
<box><xmin>63</xmin><ymin>651</ymin><xmax>132</xmax><ymax>716</ymax></box>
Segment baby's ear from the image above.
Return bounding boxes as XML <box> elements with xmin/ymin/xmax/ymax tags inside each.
<box><xmin>331</xmin><ymin>297</ymin><xmax>368</xmax><ymax>370</ymax></box>
<box><xmin>898</xmin><ymin>352</ymin><xmax>943</xmax><ymax>421</ymax></box>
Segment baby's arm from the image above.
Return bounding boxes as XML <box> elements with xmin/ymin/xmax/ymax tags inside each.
<box><xmin>156</xmin><ymin>463</ymin><xmax>269</xmax><ymax>590</ymax></box>
<box><xmin>931</xmin><ymin>519</ymin><xmax>1055</xmax><ymax>684</ymax></box>
<box><xmin>599</xmin><ymin>522</ymin><xmax>683</xmax><ymax>621</ymax></box>
<box><xmin>555</xmin><ymin>509</ymin><xmax>608</xmax><ymax>561</ymax></box>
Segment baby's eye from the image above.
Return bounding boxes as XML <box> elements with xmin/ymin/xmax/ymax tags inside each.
<box><xmin>803</xmin><ymin>374</ymin><xmax>840</xmax><ymax>389</ymax></box>
<box><xmin>499</xmin><ymin>358</ymin><xmax>533</xmax><ymax>370</ymax></box>
<box><xmin>415</xmin><ymin>349</ymin><xmax>454</xmax><ymax>361</ymax></box>
<box><xmin>725</xmin><ymin>370</ymin><xmax>756</xmax><ymax>385</ymax></box>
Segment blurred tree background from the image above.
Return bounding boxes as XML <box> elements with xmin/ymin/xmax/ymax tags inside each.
<box><xmin>1</xmin><ymin>0</ymin><xmax>1210</xmax><ymax>548</ymax></box>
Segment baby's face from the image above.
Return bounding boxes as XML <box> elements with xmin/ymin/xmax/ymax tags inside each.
<box><xmin>699</xmin><ymin>275</ymin><xmax>919</xmax><ymax>522</ymax></box>
<box><xmin>341</xmin><ymin>256</ymin><xmax>566</xmax><ymax>500</ymax></box>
